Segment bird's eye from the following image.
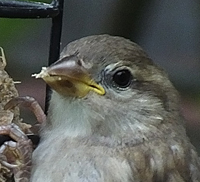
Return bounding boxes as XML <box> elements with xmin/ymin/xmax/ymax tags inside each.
<box><xmin>112</xmin><ymin>69</ymin><xmax>132</xmax><ymax>88</ymax></box>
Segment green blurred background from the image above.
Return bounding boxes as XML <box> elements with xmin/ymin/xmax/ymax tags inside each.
<box><xmin>0</xmin><ymin>0</ymin><xmax>200</xmax><ymax>152</ymax></box>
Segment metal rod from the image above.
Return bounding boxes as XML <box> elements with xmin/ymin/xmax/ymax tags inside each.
<box><xmin>0</xmin><ymin>0</ymin><xmax>59</xmax><ymax>18</ymax></box>
<box><xmin>0</xmin><ymin>0</ymin><xmax>65</xmax><ymax>146</ymax></box>
<box><xmin>48</xmin><ymin>0</ymin><xmax>64</xmax><ymax>65</ymax></box>
<box><xmin>0</xmin><ymin>0</ymin><xmax>64</xmax><ymax>112</ymax></box>
<box><xmin>45</xmin><ymin>0</ymin><xmax>64</xmax><ymax>112</ymax></box>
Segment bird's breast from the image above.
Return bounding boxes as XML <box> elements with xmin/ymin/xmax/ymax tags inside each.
<box><xmin>30</xmin><ymin>136</ymin><xmax>133</xmax><ymax>182</ymax></box>
<box><xmin>30</xmin><ymin>128</ymin><xmax>197</xmax><ymax>182</ymax></box>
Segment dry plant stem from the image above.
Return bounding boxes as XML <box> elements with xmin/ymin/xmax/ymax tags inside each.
<box><xmin>0</xmin><ymin>48</ymin><xmax>6</xmax><ymax>69</ymax></box>
<box><xmin>5</xmin><ymin>97</ymin><xmax>46</xmax><ymax>124</ymax></box>
<box><xmin>0</xmin><ymin>47</ymin><xmax>38</xmax><ymax>181</ymax></box>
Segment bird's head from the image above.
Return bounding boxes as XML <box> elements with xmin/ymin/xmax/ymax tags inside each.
<box><xmin>34</xmin><ymin>35</ymin><xmax>180</xmax><ymax>139</ymax></box>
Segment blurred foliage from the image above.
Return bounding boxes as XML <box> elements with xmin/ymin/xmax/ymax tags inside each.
<box><xmin>0</xmin><ymin>0</ymin><xmax>52</xmax><ymax>44</ymax></box>
<box><xmin>0</xmin><ymin>19</ymin><xmax>36</xmax><ymax>43</ymax></box>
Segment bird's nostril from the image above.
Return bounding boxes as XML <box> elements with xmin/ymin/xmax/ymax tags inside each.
<box><xmin>77</xmin><ymin>59</ymin><xmax>82</xmax><ymax>66</ymax></box>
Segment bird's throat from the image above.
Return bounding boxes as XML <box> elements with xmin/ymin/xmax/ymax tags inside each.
<box><xmin>45</xmin><ymin>91</ymin><xmax>96</xmax><ymax>138</ymax></box>
<box><xmin>44</xmin><ymin>91</ymin><xmax>166</xmax><ymax>142</ymax></box>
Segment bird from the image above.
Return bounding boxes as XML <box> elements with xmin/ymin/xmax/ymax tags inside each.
<box><xmin>30</xmin><ymin>34</ymin><xmax>200</xmax><ymax>182</ymax></box>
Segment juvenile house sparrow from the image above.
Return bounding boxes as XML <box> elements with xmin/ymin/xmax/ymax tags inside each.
<box><xmin>31</xmin><ymin>35</ymin><xmax>200</xmax><ymax>182</ymax></box>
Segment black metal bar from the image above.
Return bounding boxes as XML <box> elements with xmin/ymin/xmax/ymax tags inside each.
<box><xmin>45</xmin><ymin>0</ymin><xmax>64</xmax><ymax>113</ymax></box>
<box><xmin>0</xmin><ymin>0</ymin><xmax>59</xmax><ymax>18</ymax></box>
<box><xmin>0</xmin><ymin>0</ymin><xmax>65</xmax><ymax>111</ymax></box>
<box><xmin>0</xmin><ymin>0</ymin><xmax>64</xmax><ymax>143</ymax></box>
<box><xmin>0</xmin><ymin>0</ymin><xmax>64</xmax><ymax>112</ymax></box>
<box><xmin>49</xmin><ymin>0</ymin><xmax>64</xmax><ymax>64</ymax></box>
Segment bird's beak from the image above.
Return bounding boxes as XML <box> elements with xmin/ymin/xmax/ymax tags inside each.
<box><xmin>33</xmin><ymin>58</ymin><xmax>105</xmax><ymax>97</ymax></box>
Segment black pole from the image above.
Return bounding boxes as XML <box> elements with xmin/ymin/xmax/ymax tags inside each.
<box><xmin>45</xmin><ymin>0</ymin><xmax>64</xmax><ymax>113</ymax></box>
<box><xmin>48</xmin><ymin>0</ymin><xmax>64</xmax><ymax>64</ymax></box>
<box><xmin>0</xmin><ymin>0</ymin><xmax>59</xmax><ymax>18</ymax></box>
<box><xmin>0</xmin><ymin>0</ymin><xmax>64</xmax><ymax>66</ymax></box>
<box><xmin>0</xmin><ymin>0</ymin><xmax>65</xmax><ymax>149</ymax></box>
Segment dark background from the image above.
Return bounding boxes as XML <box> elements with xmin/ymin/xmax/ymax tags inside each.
<box><xmin>0</xmin><ymin>0</ymin><xmax>200</xmax><ymax>151</ymax></box>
